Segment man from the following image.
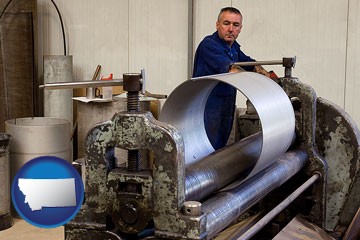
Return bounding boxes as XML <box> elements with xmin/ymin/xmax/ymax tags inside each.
<box><xmin>193</xmin><ymin>7</ymin><xmax>269</xmax><ymax>150</ymax></box>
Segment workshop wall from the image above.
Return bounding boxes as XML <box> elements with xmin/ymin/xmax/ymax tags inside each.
<box><xmin>37</xmin><ymin>0</ymin><xmax>190</xmax><ymax>96</ymax></box>
<box><xmin>38</xmin><ymin>0</ymin><xmax>360</xmax><ymax>127</ymax></box>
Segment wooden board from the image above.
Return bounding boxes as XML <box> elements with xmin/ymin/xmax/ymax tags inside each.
<box><xmin>274</xmin><ymin>215</ymin><xmax>335</xmax><ymax>240</ymax></box>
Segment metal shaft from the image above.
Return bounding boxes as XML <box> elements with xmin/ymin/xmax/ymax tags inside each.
<box><xmin>232</xmin><ymin>60</ymin><xmax>283</xmax><ymax>67</ymax></box>
<box><xmin>232</xmin><ymin>57</ymin><xmax>296</xmax><ymax>68</ymax></box>
<box><xmin>202</xmin><ymin>150</ymin><xmax>308</xmax><ymax>239</ymax></box>
<box><xmin>236</xmin><ymin>173</ymin><xmax>320</xmax><ymax>240</ymax></box>
<box><xmin>185</xmin><ymin>133</ymin><xmax>262</xmax><ymax>201</ymax></box>
<box><xmin>39</xmin><ymin>79</ymin><xmax>123</xmax><ymax>90</ymax></box>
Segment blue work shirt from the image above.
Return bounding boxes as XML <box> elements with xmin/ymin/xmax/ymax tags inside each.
<box><xmin>193</xmin><ymin>32</ymin><xmax>255</xmax><ymax>77</ymax></box>
<box><xmin>192</xmin><ymin>32</ymin><xmax>255</xmax><ymax>149</ymax></box>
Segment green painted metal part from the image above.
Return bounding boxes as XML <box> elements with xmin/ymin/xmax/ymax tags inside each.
<box><xmin>281</xmin><ymin>77</ymin><xmax>360</xmax><ymax>232</ymax></box>
<box><xmin>315</xmin><ymin>97</ymin><xmax>360</xmax><ymax>231</ymax></box>
<box><xmin>278</xmin><ymin>77</ymin><xmax>328</xmax><ymax>228</ymax></box>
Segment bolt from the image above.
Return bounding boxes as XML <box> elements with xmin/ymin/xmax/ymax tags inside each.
<box><xmin>183</xmin><ymin>201</ymin><xmax>202</xmax><ymax>216</ymax></box>
<box><xmin>123</xmin><ymin>73</ymin><xmax>142</xmax><ymax>112</ymax></box>
<box><xmin>283</xmin><ymin>57</ymin><xmax>296</xmax><ymax>78</ymax></box>
<box><xmin>123</xmin><ymin>73</ymin><xmax>142</xmax><ymax>171</ymax></box>
<box><xmin>120</xmin><ymin>203</ymin><xmax>138</xmax><ymax>225</ymax></box>
<box><xmin>123</xmin><ymin>73</ymin><xmax>142</xmax><ymax>92</ymax></box>
<box><xmin>128</xmin><ymin>150</ymin><xmax>141</xmax><ymax>172</ymax></box>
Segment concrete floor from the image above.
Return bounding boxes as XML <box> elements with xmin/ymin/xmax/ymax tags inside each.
<box><xmin>0</xmin><ymin>218</ymin><xmax>63</xmax><ymax>240</ymax></box>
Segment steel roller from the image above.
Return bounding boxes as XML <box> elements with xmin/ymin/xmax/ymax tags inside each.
<box><xmin>185</xmin><ymin>132</ymin><xmax>262</xmax><ymax>201</ymax></box>
<box><xmin>203</xmin><ymin>150</ymin><xmax>308</xmax><ymax>238</ymax></box>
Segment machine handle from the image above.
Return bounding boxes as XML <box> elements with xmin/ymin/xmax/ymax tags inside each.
<box><xmin>39</xmin><ymin>79</ymin><xmax>123</xmax><ymax>90</ymax></box>
<box><xmin>231</xmin><ymin>57</ymin><xmax>296</xmax><ymax>68</ymax></box>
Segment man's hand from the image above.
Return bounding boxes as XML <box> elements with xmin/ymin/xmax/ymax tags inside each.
<box><xmin>230</xmin><ymin>64</ymin><xmax>279</xmax><ymax>83</ymax></box>
<box><xmin>229</xmin><ymin>65</ymin><xmax>246</xmax><ymax>73</ymax></box>
<box><xmin>255</xmin><ymin>66</ymin><xmax>280</xmax><ymax>83</ymax></box>
<box><xmin>254</xmin><ymin>65</ymin><xmax>271</xmax><ymax>78</ymax></box>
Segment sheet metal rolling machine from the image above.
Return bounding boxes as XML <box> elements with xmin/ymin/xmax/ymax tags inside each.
<box><xmin>64</xmin><ymin>58</ymin><xmax>360</xmax><ymax>240</ymax></box>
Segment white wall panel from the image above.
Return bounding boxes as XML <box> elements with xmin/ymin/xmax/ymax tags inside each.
<box><xmin>345</xmin><ymin>0</ymin><xmax>360</xmax><ymax>126</ymax></box>
<box><xmin>38</xmin><ymin>0</ymin><xmax>188</xmax><ymax>96</ymax></box>
<box><xmin>38</xmin><ymin>0</ymin><xmax>129</xmax><ymax>81</ymax></box>
<box><xmin>129</xmin><ymin>0</ymin><xmax>189</xmax><ymax>94</ymax></box>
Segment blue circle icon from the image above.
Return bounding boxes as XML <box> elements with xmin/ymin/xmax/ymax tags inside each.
<box><xmin>11</xmin><ymin>156</ymin><xmax>84</xmax><ymax>228</ymax></box>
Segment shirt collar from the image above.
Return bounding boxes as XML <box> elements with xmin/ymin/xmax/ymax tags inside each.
<box><xmin>212</xmin><ymin>31</ymin><xmax>241</xmax><ymax>49</ymax></box>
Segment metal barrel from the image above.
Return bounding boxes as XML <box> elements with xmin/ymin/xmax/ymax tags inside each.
<box><xmin>0</xmin><ymin>133</ymin><xmax>13</xmax><ymax>230</ymax></box>
<box><xmin>5</xmin><ymin>117</ymin><xmax>71</xmax><ymax>182</ymax></box>
<box><xmin>202</xmin><ymin>150</ymin><xmax>308</xmax><ymax>239</ymax></box>
<box><xmin>5</xmin><ymin>117</ymin><xmax>71</xmax><ymax>218</ymax></box>
<box><xmin>185</xmin><ymin>133</ymin><xmax>262</xmax><ymax>201</ymax></box>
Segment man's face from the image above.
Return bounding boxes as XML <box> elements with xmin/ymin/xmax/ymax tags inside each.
<box><xmin>216</xmin><ymin>11</ymin><xmax>242</xmax><ymax>46</ymax></box>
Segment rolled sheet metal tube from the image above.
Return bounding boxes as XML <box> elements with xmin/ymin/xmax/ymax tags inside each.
<box><xmin>202</xmin><ymin>150</ymin><xmax>308</xmax><ymax>239</ymax></box>
<box><xmin>185</xmin><ymin>133</ymin><xmax>262</xmax><ymax>201</ymax></box>
<box><xmin>160</xmin><ymin>72</ymin><xmax>295</xmax><ymax>179</ymax></box>
<box><xmin>44</xmin><ymin>55</ymin><xmax>73</xmax><ymax>125</ymax></box>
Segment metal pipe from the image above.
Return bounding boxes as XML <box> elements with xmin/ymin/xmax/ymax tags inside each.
<box><xmin>202</xmin><ymin>150</ymin><xmax>308</xmax><ymax>239</ymax></box>
<box><xmin>39</xmin><ymin>79</ymin><xmax>123</xmax><ymax>90</ymax></box>
<box><xmin>236</xmin><ymin>173</ymin><xmax>320</xmax><ymax>240</ymax></box>
<box><xmin>185</xmin><ymin>133</ymin><xmax>262</xmax><ymax>201</ymax></box>
<box><xmin>232</xmin><ymin>60</ymin><xmax>283</xmax><ymax>67</ymax></box>
<box><xmin>232</xmin><ymin>57</ymin><xmax>296</xmax><ymax>69</ymax></box>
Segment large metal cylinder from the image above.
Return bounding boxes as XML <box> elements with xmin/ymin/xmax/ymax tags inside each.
<box><xmin>43</xmin><ymin>55</ymin><xmax>73</xmax><ymax>125</ymax></box>
<box><xmin>5</xmin><ymin>117</ymin><xmax>71</xmax><ymax>183</ymax></box>
<box><xmin>0</xmin><ymin>133</ymin><xmax>13</xmax><ymax>230</ymax></box>
<box><xmin>160</xmin><ymin>72</ymin><xmax>295</xmax><ymax>179</ymax></box>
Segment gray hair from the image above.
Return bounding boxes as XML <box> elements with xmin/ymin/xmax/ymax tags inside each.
<box><xmin>217</xmin><ymin>7</ymin><xmax>242</xmax><ymax>21</ymax></box>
